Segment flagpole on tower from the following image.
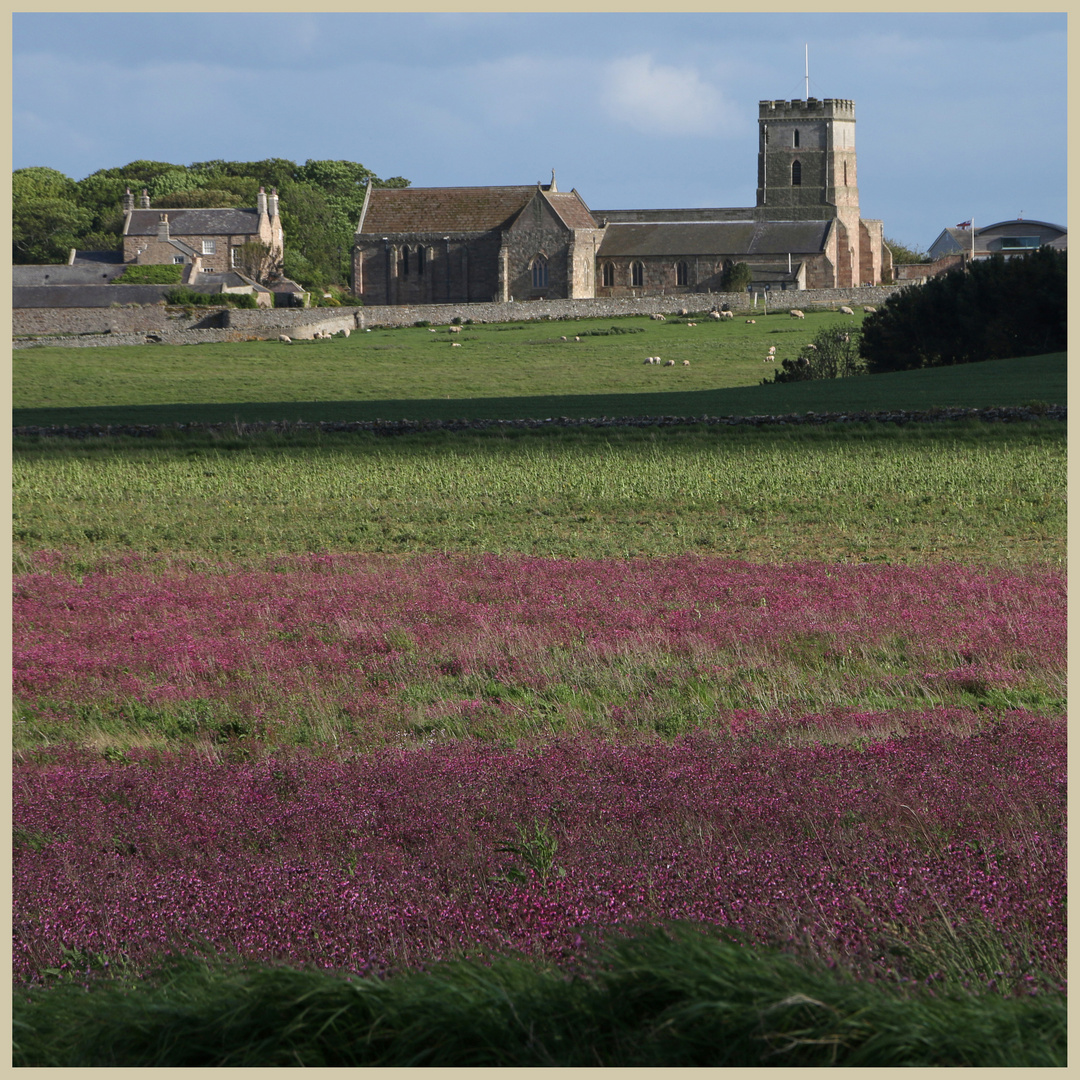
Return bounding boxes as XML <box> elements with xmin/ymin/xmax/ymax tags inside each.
<box><xmin>805</xmin><ymin>44</ymin><xmax>809</xmax><ymax>100</ymax></box>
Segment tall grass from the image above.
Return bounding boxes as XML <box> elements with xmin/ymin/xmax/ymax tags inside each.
<box><xmin>13</xmin><ymin>421</ymin><xmax>1066</xmax><ymax>566</ymax></box>
<box><xmin>13</xmin><ymin>926</ymin><xmax>1066</xmax><ymax>1067</ymax></box>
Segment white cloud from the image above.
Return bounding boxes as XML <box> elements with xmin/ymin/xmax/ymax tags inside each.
<box><xmin>599</xmin><ymin>55</ymin><xmax>739</xmax><ymax>137</ymax></box>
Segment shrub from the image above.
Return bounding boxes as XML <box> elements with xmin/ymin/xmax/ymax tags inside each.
<box><xmin>763</xmin><ymin>326</ymin><xmax>866</xmax><ymax>383</ymax></box>
<box><xmin>112</xmin><ymin>264</ymin><xmax>183</xmax><ymax>285</ymax></box>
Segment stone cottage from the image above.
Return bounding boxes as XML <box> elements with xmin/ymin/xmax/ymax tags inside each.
<box><xmin>121</xmin><ymin>186</ymin><xmax>285</xmax><ymax>274</ymax></box>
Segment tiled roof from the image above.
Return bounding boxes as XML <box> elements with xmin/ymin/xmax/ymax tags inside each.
<box><xmin>124</xmin><ymin>207</ymin><xmax>263</xmax><ymax>237</ymax></box>
<box><xmin>597</xmin><ymin>220</ymin><xmax>830</xmax><ymax>258</ymax></box>
<box><xmin>544</xmin><ymin>191</ymin><xmax>599</xmax><ymax>230</ymax></box>
<box><xmin>358</xmin><ymin>186</ymin><xmax>540</xmax><ymax>235</ymax></box>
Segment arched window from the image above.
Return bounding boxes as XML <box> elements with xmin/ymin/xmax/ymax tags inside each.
<box><xmin>401</xmin><ymin>246</ymin><xmax>410</xmax><ymax>276</ymax></box>
<box><xmin>532</xmin><ymin>255</ymin><xmax>549</xmax><ymax>288</ymax></box>
<box><xmin>791</xmin><ymin>160</ymin><xmax>802</xmax><ymax>186</ymax></box>
<box><xmin>676</xmin><ymin>261</ymin><xmax>689</xmax><ymax>287</ymax></box>
<box><xmin>602</xmin><ymin>262</ymin><xmax>615</xmax><ymax>287</ymax></box>
<box><xmin>417</xmin><ymin>245</ymin><xmax>425</xmax><ymax>275</ymax></box>
<box><xmin>793</xmin><ymin>129</ymin><xmax>800</xmax><ymax>148</ymax></box>
<box><xmin>631</xmin><ymin>261</ymin><xmax>644</xmax><ymax>287</ymax></box>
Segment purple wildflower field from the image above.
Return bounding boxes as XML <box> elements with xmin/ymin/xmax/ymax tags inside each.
<box><xmin>12</xmin><ymin>554</ymin><xmax>1067</xmax><ymax>989</ymax></box>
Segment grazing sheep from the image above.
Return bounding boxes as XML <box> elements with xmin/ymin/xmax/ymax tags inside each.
<box><xmin>789</xmin><ymin>309</ymin><xmax>805</xmax><ymax>319</ymax></box>
<box><xmin>664</xmin><ymin>358</ymin><xmax>675</xmax><ymax>367</ymax></box>
<box><xmin>745</xmin><ymin>318</ymin><xmax>756</xmax><ymax>324</ymax></box>
<box><xmin>575</xmin><ymin>336</ymin><xmax>581</xmax><ymax>342</ymax></box>
<box><xmin>768</xmin><ymin>346</ymin><xmax>776</xmax><ymax>354</ymax></box>
<box><xmin>863</xmin><ymin>305</ymin><xmax>877</xmax><ymax>313</ymax></box>
<box><xmin>451</xmin><ymin>341</ymin><xmax>462</xmax><ymax>347</ymax></box>
<box><xmin>710</xmin><ymin>311</ymin><xmax>722</xmax><ymax>320</ymax></box>
<box><xmin>278</xmin><ymin>335</ymin><xmax>291</xmax><ymax>343</ymax></box>
<box><xmin>682</xmin><ymin>359</ymin><xmax>690</xmax><ymax>366</ymax></box>
<box><xmin>643</xmin><ymin>357</ymin><xmax>653</xmax><ymax>364</ymax></box>
<box><xmin>839</xmin><ymin>305</ymin><xmax>854</xmax><ymax>315</ymax></box>
<box><xmin>679</xmin><ymin>307</ymin><xmax>689</xmax><ymax>316</ymax></box>
<box><xmin>560</xmin><ymin>336</ymin><xmax>567</xmax><ymax>341</ymax></box>
<box><xmin>650</xmin><ymin>313</ymin><xmax>666</xmax><ymax>321</ymax></box>
<box><xmin>723</xmin><ymin>311</ymin><xmax>734</xmax><ymax>319</ymax></box>
<box><xmin>449</xmin><ymin>325</ymin><xmax>461</xmax><ymax>333</ymax></box>
<box><xmin>806</xmin><ymin>343</ymin><xmax>817</xmax><ymax>350</ymax></box>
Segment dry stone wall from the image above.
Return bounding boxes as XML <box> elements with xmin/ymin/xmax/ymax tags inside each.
<box><xmin>14</xmin><ymin>286</ymin><xmax>905</xmax><ymax>347</ymax></box>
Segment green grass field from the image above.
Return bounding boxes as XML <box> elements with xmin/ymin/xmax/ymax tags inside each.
<box><xmin>13</xmin><ymin>309</ymin><xmax>1065</xmax><ymax>427</ymax></box>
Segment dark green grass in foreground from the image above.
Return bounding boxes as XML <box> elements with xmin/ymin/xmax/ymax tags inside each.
<box><xmin>12</xmin><ymin>310</ymin><xmax>1065</xmax><ymax>427</ymax></box>
<box><xmin>13</xmin><ymin>927</ymin><xmax>1065</xmax><ymax>1067</ymax></box>
<box><xmin>13</xmin><ymin>420</ymin><xmax>1065</xmax><ymax>567</ymax></box>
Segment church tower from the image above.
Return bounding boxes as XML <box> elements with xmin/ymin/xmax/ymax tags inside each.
<box><xmin>756</xmin><ymin>97</ymin><xmax>872</xmax><ymax>286</ymax></box>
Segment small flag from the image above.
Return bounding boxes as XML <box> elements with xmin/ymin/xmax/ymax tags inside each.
<box><xmin>956</xmin><ymin>220</ymin><xmax>971</xmax><ymax>229</ymax></box>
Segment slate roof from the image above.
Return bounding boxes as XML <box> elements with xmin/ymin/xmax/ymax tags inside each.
<box><xmin>597</xmin><ymin>220</ymin><xmax>830</xmax><ymax>258</ymax></box>
<box><xmin>357</xmin><ymin>186</ymin><xmax>541</xmax><ymax>236</ymax></box>
<box><xmin>124</xmin><ymin>207</ymin><xmax>263</xmax><ymax>237</ymax></box>
<box><xmin>13</xmin><ymin>263</ymin><xmax>127</xmax><ymax>286</ymax></box>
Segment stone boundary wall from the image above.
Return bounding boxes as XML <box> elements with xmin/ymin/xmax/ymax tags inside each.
<box><xmin>14</xmin><ymin>285</ymin><xmax>905</xmax><ymax>347</ymax></box>
<box><xmin>13</xmin><ymin>306</ymin><xmax>362</xmax><ymax>348</ymax></box>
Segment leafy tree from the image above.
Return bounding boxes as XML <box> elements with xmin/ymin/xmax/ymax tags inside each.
<box><xmin>762</xmin><ymin>326</ymin><xmax>865</xmax><ymax>384</ymax></box>
<box><xmin>13</xmin><ymin>166</ymin><xmax>76</xmax><ymax>203</ymax></box>
<box><xmin>721</xmin><ymin>261</ymin><xmax>753</xmax><ymax>292</ymax></box>
<box><xmin>231</xmin><ymin>240</ymin><xmax>282</xmax><ymax>284</ymax></box>
<box><xmin>884</xmin><ymin>236</ymin><xmax>930</xmax><ymax>264</ymax></box>
<box><xmin>158</xmin><ymin>188</ymin><xmax>247</xmax><ymax>209</ymax></box>
<box><xmin>860</xmin><ymin>248</ymin><xmax>1066</xmax><ymax>373</ymax></box>
<box><xmin>12</xmin><ymin>198</ymin><xmax>92</xmax><ymax>263</ymax></box>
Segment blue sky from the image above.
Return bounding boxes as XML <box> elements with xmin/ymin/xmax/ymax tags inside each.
<box><xmin>12</xmin><ymin>12</ymin><xmax>1067</xmax><ymax>250</ymax></box>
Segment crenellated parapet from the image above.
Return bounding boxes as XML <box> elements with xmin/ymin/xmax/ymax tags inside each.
<box><xmin>759</xmin><ymin>98</ymin><xmax>856</xmax><ymax>119</ymax></box>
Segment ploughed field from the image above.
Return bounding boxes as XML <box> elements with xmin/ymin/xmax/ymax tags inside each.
<box><xmin>12</xmin><ymin>324</ymin><xmax>1067</xmax><ymax>1066</ymax></box>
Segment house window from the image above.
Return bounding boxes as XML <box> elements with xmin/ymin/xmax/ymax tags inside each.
<box><xmin>532</xmin><ymin>255</ymin><xmax>548</xmax><ymax>288</ymax></box>
<box><xmin>676</xmin><ymin>261</ymin><xmax>689</xmax><ymax>286</ymax></box>
<box><xmin>602</xmin><ymin>262</ymin><xmax>615</xmax><ymax>287</ymax></box>
<box><xmin>172</xmin><ymin>255</ymin><xmax>186</xmax><ymax>264</ymax></box>
<box><xmin>202</xmin><ymin>239</ymin><xmax>216</xmax><ymax>255</ymax></box>
<box><xmin>793</xmin><ymin>129</ymin><xmax>800</xmax><ymax>148</ymax></box>
<box><xmin>791</xmin><ymin>160</ymin><xmax>802</xmax><ymax>186</ymax></box>
<box><xmin>231</xmin><ymin>247</ymin><xmax>241</xmax><ymax>267</ymax></box>
<box><xmin>631</xmin><ymin>261</ymin><xmax>644</xmax><ymax>288</ymax></box>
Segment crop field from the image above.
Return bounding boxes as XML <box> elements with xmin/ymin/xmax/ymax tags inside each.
<box><xmin>12</xmin><ymin>315</ymin><xmax>1067</xmax><ymax>1065</ymax></box>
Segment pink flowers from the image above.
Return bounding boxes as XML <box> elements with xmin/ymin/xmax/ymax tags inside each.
<box><xmin>12</xmin><ymin>553</ymin><xmax>1066</xmax><ymax>990</ymax></box>
<box><xmin>12</xmin><ymin>717</ymin><xmax>1065</xmax><ymax>987</ymax></box>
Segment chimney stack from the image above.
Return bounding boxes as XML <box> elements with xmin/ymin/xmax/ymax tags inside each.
<box><xmin>139</xmin><ymin>189</ymin><xmax>151</xmax><ymax>209</ymax></box>
<box><xmin>268</xmin><ymin>187</ymin><xmax>279</xmax><ymax>218</ymax></box>
<box><xmin>157</xmin><ymin>213</ymin><xmax>170</xmax><ymax>241</ymax></box>
<box><xmin>257</xmin><ymin>186</ymin><xmax>268</xmax><ymax>216</ymax></box>
<box><xmin>122</xmin><ymin>188</ymin><xmax>135</xmax><ymax>213</ymax></box>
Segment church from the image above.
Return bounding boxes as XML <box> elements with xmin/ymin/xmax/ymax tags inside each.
<box><xmin>351</xmin><ymin>96</ymin><xmax>891</xmax><ymax>305</ymax></box>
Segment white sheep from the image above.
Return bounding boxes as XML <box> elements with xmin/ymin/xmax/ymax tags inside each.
<box><xmin>449</xmin><ymin>325</ymin><xmax>461</xmax><ymax>333</ymax></box>
<box><xmin>687</xmin><ymin>322</ymin><xmax>696</xmax><ymax>327</ymax></box>
<box><xmin>679</xmin><ymin>307</ymin><xmax>689</xmax><ymax>316</ymax></box>
<box><xmin>278</xmin><ymin>334</ymin><xmax>291</xmax><ymax>343</ymax></box>
<box><xmin>451</xmin><ymin>341</ymin><xmax>462</xmax><ymax>347</ymax></box>
<box><xmin>789</xmin><ymin>309</ymin><xmax>805</xmax><ymax>319</ymax></box>
<box><xmin>768</xmin><ymin>346</ymin><xmax>776</xmax><ymax>354</ymax></box>
<box><xmin>710</xmin><ymin>311</ymin><xmax>721</xmax><ymax>320</ymax></box>
<box><xmin>664</xmin><ymin>358</ymin><xmax>675</xmax><ymax>366</ymax></box>
<box><xmin>839</xmin><ymin>305</ymin><xmax>854</xmax><ymax>315</ymax></box>
<box><xmin>682</xmin><ymin>359</ymin><xmax>690</xmax><ymax>366</ymax></box>
<box><xmin>746</xmin><ymin>318</ymin><xmax>756</xmax><ymax>324</ymax></box>
<box><xmin>650</xmin><ymin>313</ymin><xmax>666</xmax><ymax>321</ymax></box>
<box><xmin>863</xmin><ymin>305</ymin><xmax>877</xmax><ymax>313</ymax></box>
<box><xmin>723</xmin><ymin>311</ymin><xmax>734</xmax><ymax>319</ymax></box>
<box><xmin>574</xmin><ymin>336</ymin><xmax>581</xmax><ymax>342</ymax></box>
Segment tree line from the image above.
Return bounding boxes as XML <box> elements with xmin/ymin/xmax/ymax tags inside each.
<box><xmin>12</xmin><ymin>159</ymin><xmax>410</xmax><ymax>290</ymax></box>
<box><xmin>764</xmin><ymin>247</ymin><xmax>1066</xmax><ymax>383</ymax></box>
